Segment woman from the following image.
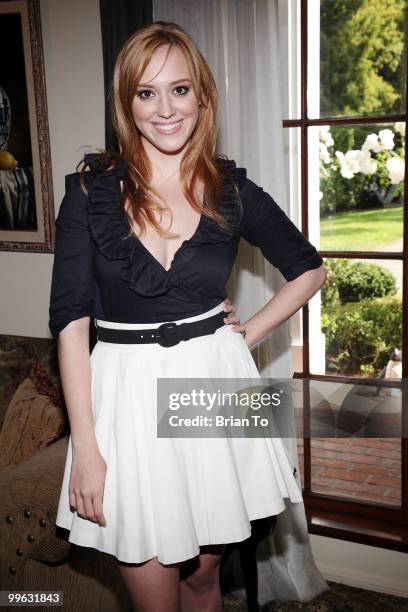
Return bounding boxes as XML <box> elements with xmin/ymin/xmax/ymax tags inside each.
<box><xmin>49</xmin><ymin>21</ymin><xmax>326</xmax><ymax>612</ymax></box>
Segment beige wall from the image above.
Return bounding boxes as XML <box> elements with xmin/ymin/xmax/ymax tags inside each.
<box><xmin>310</xmin><ymin>534</ymin><xmax>408</xmax><ymax>597</ymax></box>
<box><xmin>0</xmin><ymin>0</ymin><xmax>104</xmax><ymax>337</ymax></box>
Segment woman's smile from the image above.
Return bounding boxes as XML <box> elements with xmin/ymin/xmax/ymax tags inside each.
<box><xmin>151</xmin><ymin>119</ymin><xmax>183</xmax><ymax>135</ymax></box>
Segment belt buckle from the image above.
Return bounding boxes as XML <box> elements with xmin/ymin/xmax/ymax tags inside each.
<box><xmin>157</xmin><ymin>322</ymin><xmax>180</xmax><ymax>347</ymax></box>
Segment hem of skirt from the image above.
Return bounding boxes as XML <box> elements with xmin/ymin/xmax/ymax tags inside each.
<box><xmin>56</xmin><ymin>518</ymin><xmax>251</xmax><ymax>565</ymax></box>
<box><xmin>55</xmin><ymin>497</ymin><xmax>301</xmax><ymax>565</ymax></box>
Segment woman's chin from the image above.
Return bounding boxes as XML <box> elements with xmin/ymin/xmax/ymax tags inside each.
<box><xmin>148</xmin><ymin>136</ymin><xmax>191</xmax><ymax>156</ymax></box>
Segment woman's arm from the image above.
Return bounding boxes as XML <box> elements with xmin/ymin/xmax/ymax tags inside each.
<box><xmin>234</xmin><ymin>169</ymin><xmax>327</xmax><ymax>348</ymax></box>
<box><xmin>49</xmin><ymin>174</ymin><xmax>107</xmax><ymax>526</ymax></box>
<box><xmin>50</xmin><ymin>173</ymin><xmax>96</xmax><ymax>447</ymax></box>
<box><xmin>57</xmin><ymin>318</ymin><xmax>97</xmax><ymax>451</ymax></box>
<box><xmin>236</xmin><ymin>266</ymin><xmax>327</xmax><ymax>349</ymax></box>
<box><xmin>57</xmin><ymin>318</ymin><xmax>108</xmax><ymax>527</ymax></box>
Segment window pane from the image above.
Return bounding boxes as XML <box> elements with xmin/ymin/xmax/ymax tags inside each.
<box><xmin>311</xmin><ymin>438</ymin><xmax>402</xmax><ymax>507</ymax></box>
<box><xmin>308</xmin><ymin>379</ymin><xmax>403</xmax><ymax>507</ymax></box>
<box><xmin>310</xmin><ymin>256</ymin><xmax>402</xmax><ymax>378</ymax></box>
<box><xmin>308</xmin><ymin>0</ymin><xmax>407</xmax><ymax>119</ymax></box>
<box><xmin>309</xmin><ymin>123</ymin><xmax>404</xmax><ymax>253</ymax></box>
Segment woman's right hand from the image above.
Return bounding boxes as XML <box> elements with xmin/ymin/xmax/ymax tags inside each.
<box><xmin>69</xmin><ymin>445</ymin><xmax>108</xmax><ymax>527</ymax></box>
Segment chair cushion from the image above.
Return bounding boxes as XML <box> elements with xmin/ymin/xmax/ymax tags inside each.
<box><xmin>0</xmin><ymin>373</ymin><xmax>67</xmax><ymax>475</ymax></box>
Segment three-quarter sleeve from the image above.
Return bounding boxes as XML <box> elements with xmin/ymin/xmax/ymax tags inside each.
<box><xmin>239</xmin><ymin>178</ymin><xmax>323</xmax><ymax>281</ymax></box>
<box><xmin>49</xmin><ymin>173</ymin><xmax>95</xmax><ymax>338</ymax></box>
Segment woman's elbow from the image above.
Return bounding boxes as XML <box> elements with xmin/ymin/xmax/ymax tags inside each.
<box><xmin>317</xmin><ymin>264</ymin><xmax>328</xmax><ymax>288</ymax></box>
<box><xmin>291</xmin><ymin>264</ymin><xmax>327</xmax><ymax>292</ymax></box>
<box><xmin>58</xmin><ymin>316</ymin><xmax>91</xmax><ymax>342</ymax></box>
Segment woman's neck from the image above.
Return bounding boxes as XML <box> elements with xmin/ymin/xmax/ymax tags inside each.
<box><xmin>142</xmin><ymin>136</ymin><xmax>185</xmax><ymax>185</ymax></box>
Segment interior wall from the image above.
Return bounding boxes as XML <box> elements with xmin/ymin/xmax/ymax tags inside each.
<box><xmin>0</xmin><ymin>0</ymin><xmax>104</xmax><ymax>338</ymax></box>
<box><xmin>310</xmin><ymin>534</ymin><xmax>408</xmax><ymax>597</ymax></box>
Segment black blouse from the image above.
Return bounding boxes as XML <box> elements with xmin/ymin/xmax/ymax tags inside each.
<box><xmin>48</xmin><ymin>154</ymin><xmax>323</xmax><ymax>338</ymax></box>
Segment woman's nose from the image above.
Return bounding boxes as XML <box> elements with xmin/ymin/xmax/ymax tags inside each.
<box><xmin>157</xmin><ymin>93</ymin><xmax>175</xmax><ymax>119</ymax></box>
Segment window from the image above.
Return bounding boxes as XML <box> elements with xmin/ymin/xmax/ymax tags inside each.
<box><xmin>284</xmin><ymin>0</ymin><xmax>407</xmax><ymax>550</ymax></box>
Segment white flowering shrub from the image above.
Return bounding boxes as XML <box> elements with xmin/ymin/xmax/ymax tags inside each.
<box><xmin>318</xmin><ymin>123</ymin><xmax>404</xmax><ymax>216</ymax></box>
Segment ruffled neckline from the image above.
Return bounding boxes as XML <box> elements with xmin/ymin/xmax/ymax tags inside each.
<box><xmin>84</xmin><ymin>153</ymin><xmax>246</xmax><ymax>297</ymax></box>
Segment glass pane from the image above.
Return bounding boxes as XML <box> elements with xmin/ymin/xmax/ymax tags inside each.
<box><xmin>310</xmin><ymin>256</ymin><xmax>402</xmax><ymax>378</ymax></box>
<box><xmin>308</xmin><ymin>0</ymin><xmax>407</xmax><ymax>118</ymax></box>
<box><xmin>309</xmin><ymin>123</ymin><xmax>404</xmax><ymax>253</ymax></box>
<box><xmin>311</xmin><ymin>438</ymin><xmax>401</xmax><ymax>507</ymax></box>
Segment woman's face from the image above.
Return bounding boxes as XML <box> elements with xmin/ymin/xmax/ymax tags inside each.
<box><xmin>132</xmin><ymin>44</ymin><xmax>200</xmax><ymax>156</ymax></box>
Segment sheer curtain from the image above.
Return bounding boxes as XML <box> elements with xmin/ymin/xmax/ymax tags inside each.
<box><xmin>154</xmin><ymin>0</ymin><xmax>329</xmax><ymax>603</ymax></box>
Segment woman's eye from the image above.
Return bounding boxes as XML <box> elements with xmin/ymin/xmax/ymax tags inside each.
<box><xmin>173</xmin><ymin>85</ymin><xmax>189</xmax><ymax>96</ymax></box>
<box><xmin>136</xmin><ymin>86</ymin><xmax>189</xmax><ymax>100</ymax></box>
<box><xmin>137</xmin><ymin>90</ymin><xmax>154</xmax><ymax>100</ymax></box>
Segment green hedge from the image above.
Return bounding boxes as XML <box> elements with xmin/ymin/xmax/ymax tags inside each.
<box><xmin>322</xmin><ymin>296</ymin><xmax>401</xmax><ymax>375</ymax></box>
<box><xmin>322</xmin><ymin>258</ymin><xmax>396</xmax><ymax>306</ymax></box>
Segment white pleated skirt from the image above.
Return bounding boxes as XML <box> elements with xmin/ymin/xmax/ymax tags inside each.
<box><xmin>55</xmin><ymin>300</ymin><xmax>303</xmax><ymax>565</ymax></box>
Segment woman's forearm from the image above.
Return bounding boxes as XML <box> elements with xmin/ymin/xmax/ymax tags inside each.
<box><xmin>57</xmin><ymin>318</ymin><xmax>98</xmax><ymax>452</ymax></box>
<box><xmin>243</xmin><ymin>266</ymin><xmax>327</xmax><ymax>349</ymax></box>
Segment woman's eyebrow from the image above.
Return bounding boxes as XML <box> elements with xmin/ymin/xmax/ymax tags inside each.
<box><xmin>137</xmin><ymin>78</ymin><xmax>192</xmax><ymax>87</ymax></box>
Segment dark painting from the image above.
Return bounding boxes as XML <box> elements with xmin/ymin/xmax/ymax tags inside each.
<box><xmin>0</xmin><ymin>11</ymin><xmax>37</xmax><ymax>230</ymax></box>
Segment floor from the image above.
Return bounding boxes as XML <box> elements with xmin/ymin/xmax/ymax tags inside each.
<box><xmin>222</xmin><ymin>580</ymin><xmax>408</xmax><ymax>611</ymax></box>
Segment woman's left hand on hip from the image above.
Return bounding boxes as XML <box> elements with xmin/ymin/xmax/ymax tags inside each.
<box><xmin>223</xmin><ymin>299</ymin><xmax>246</xmax><ymax>337</ymax></box>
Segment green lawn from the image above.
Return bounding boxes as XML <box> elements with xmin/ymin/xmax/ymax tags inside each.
<box><xmin>320</xmin><ymin>206</ymin><xmax>403</xmax><ymax>251</ymax></box>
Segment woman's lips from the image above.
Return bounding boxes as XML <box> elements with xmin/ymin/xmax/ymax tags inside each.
<box><xmin>152</xmin><ymin>119</ymin><xmax>183</xmax><ymax>135</ymax></box>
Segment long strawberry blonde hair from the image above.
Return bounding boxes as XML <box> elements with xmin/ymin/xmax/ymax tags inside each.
<box><xmin>82</xmin><ymin>21</ymin><xmax>237</xmax><ymax>238</ymax></box>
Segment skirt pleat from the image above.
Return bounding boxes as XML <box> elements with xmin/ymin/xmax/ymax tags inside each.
<box><xmin>55</xmin><ymin>301</ymin><xmax>303</xmax><ymax>565</ymax></box>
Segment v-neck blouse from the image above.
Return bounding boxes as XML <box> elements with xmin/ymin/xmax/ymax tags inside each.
<box><xmin>48</xmin><ymin>154</ymin><xmax>324</xmax><ymax>338</ymax></box>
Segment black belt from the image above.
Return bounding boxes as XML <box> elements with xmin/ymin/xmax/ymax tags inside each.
<box><xmin>95</xmin><ymin>310</ymin><xmax>227</xmax><ymax>348</ymax></box>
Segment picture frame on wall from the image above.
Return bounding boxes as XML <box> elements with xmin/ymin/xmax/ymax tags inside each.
<box><xmin>0</xmin><ymin>0</ymin><xmax>54</xmax><ymax>252</ymax></box>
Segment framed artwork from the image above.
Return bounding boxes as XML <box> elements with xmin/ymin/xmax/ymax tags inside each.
<box><xmin>0</xmin><ymin>0</ymin><xmax>54</xmax><ymax>252</ymax></box>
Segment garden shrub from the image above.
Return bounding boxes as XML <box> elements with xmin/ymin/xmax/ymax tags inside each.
<box><xmin>322</xmin><ymin>295</ymin><xmax>401</xmax><ymax>375</ymax></box>
<box><xmin>337</xmin><ymin>261</ymin><xmax>396</xmax><ymax>303</ymax></box>
<box><xmin>322</xmin><ymin>258</ymin><xmax>396</xmax><ymax>305</ymax></box>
